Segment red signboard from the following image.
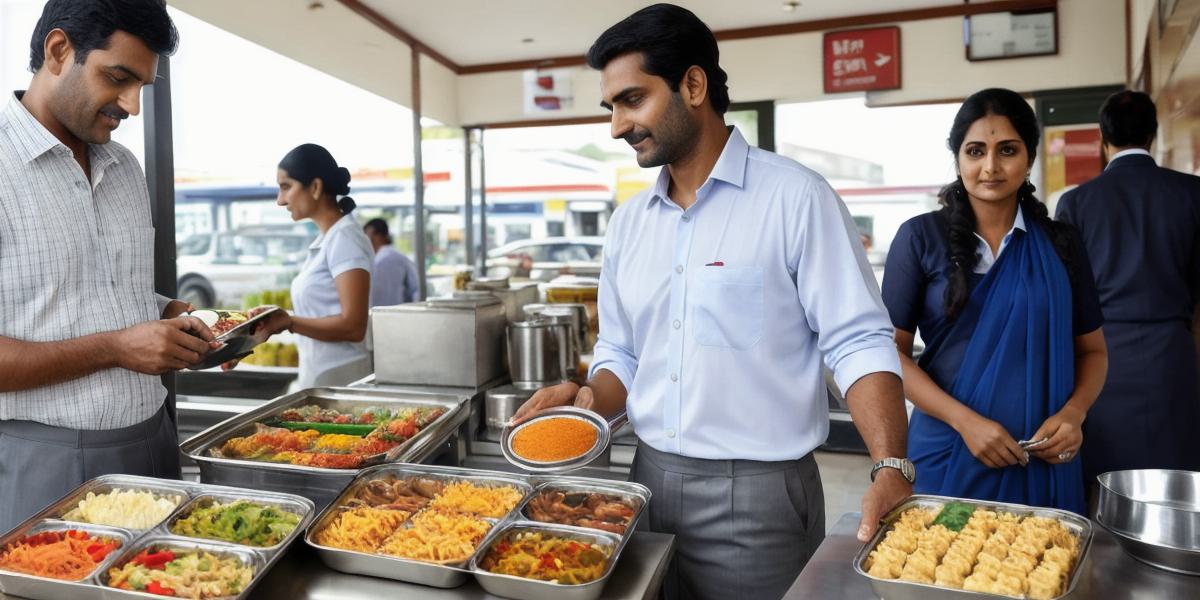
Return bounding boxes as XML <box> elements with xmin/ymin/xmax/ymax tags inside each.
<box><xmin>823</xmin><ymin>26</ymin><xmax>901</xmax><ymax>94</ymax></box>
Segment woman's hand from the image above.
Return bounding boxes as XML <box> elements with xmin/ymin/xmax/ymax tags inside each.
<box><xmin>249</xmin><ymin>305</ymin><xmax>293</xmax><ymax>336</ymax></box>
<box><xmin>954</xmin><ymin>411</ymin><xmax>1027</xmax><ymax>468</ymax></box>
<box><xmin>1029</xmin><ymin>404</ymin><xmax>1085</xmax><ymax>464</ymax></box>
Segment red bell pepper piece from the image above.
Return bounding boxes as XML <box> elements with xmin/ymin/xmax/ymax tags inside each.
<box><xmin>146</xmin><ymin>581</ymin><xmax>176</xmax><ymax>596</ymax></box>
<box><xmin>132</xmin><ymin>549</ymin><xmax>175</xmax><ymax>569</ymax></box>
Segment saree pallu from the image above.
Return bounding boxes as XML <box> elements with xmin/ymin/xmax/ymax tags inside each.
<box><xmin>909</xmin><ymin>221</ymin><xmax>1086</xmax><ymax>514</ymax></box>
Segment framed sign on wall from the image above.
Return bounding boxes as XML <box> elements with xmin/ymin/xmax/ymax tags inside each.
<box><xmin>965</xmin><ymin>9</ymin><xmax>1058</xmax><ymax>61</ymax></box>
<box><xmin>823</xmin><ymin>26</ymin><xmax>901</xmax><ymax>94</ymax></box>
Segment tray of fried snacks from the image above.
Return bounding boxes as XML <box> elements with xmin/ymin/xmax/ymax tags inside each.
<box><xmin>304</xmin><ymin>464</ymin><xmax>532</xmax><ymax>588</ymax></box>
<box><xmin>854</xmin><ymin>495</ymin><xmax>1093</xmax><ymax>600</ymax></box>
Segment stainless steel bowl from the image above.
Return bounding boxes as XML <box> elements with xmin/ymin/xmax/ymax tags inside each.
<box><xmin>1096</xmin><ymin>469</ymin><xmax>1200</xmax><ymax>574</ymax></box>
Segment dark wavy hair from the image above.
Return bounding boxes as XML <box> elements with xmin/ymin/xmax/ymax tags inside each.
<box><xmin>586</xmin><ymin>3</ymin><xmax>731</xmax><ymax>115</ymax></box>
<box><xmin>940</xmin><ymin>88</ymin><xmax>1077</xmax><ymax>318</ymax></box>
<box><xmin>29</xmin><ymin>0</ymin><xmax>178</xmax><ymax>72</ymax></box>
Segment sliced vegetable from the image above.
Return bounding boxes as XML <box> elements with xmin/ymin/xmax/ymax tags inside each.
<box><xmin>931</xmin><ymin>501</ymin><xmax>977</xmax><ymax>532</ymax></box>
<box><xmin>270</xmin><ymin>421</ymin><xmax>377</xmax><ymax>436</ymax></box>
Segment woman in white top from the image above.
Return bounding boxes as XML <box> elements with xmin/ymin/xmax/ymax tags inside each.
<box><xmin>252</xmin><ymin>143</ymin><xmax>374</xmax><ymax>388</ymax></box>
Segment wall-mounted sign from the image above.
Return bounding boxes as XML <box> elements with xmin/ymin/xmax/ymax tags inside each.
<box><xmin>823</xmin><ymin>26</ymin><xmax>901</xmax><ymax>94</ymax></box>
<box><xmin>523</xmin><ymin>68</ymin><xmax>575</xmax><ymax>115</ymax></box>
<box><xmin>966</xmin><ymin>9</ymin><xmax>1058</xmax><ymax>61</ymax></box>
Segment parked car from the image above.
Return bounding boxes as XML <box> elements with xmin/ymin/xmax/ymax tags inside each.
<box><xmin>176</xmin><ymin>225</ymin><xmax>316</xmax><ymax>308</ymax></box>
<box><xmin>485</xmin><ymin>236</ymin><xmax>604</xmax><ymax>281</ymax></box>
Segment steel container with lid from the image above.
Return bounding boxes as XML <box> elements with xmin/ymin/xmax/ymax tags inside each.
<box><xmin>484</xmin><ymin>383</ymin><xmax>541</xmax><ymax>430</ymax></box>
<box><xmin>533</xmin><ymin>310</ymin><xmax>579</xmax><ymax>379</ymax></box>
<box><xmin>507</xmin><ymin>320</ymin><xmax>563</xmax><ymax>385</ymax></box>
<box><xmin>525</xmin><ymin>302</ymin><xmax>590</xmax><ymax>353</ymax></box>
<box><xmin>371</xmin><ymin>294</ymin><xmax>507</xmax><ymax>387</ymax></box>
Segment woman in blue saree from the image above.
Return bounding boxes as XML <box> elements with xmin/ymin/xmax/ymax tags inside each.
<box><xmin>882</xmin><ymin>89</ymin><xmax>1108</xmax><ymax>515</ymax></box>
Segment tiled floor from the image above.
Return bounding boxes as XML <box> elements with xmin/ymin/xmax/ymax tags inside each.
<box><xmin>814</xmin><ymin>450</ymin><xmax>873</xmax><ymax>533</ymax></box>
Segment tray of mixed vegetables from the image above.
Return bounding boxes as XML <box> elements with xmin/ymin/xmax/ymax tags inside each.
<box><xmin>178</xmin><ymin>387</ymin><xmax>471</xmax><ymax>509</ymax></box>
<box><xmin>0</xmin><ymin>474</ymin><xmax>314</xmax><ymax>599</ymax></box>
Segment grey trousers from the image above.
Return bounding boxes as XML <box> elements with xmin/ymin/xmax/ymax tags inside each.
<box><xmin>0</xmin><ymin>404</ymin><xmax>181</xmax><ymax>534</ymax></box>
<box><xmin>632</xmin><ymin>442</ymin><xmax>825</xmax><ymax>600</ymax></box>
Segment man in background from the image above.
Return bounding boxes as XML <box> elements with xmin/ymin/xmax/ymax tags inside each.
<box><xmin>364</xmin><ymin>217</ymin><xmax>419</xmax><ymax>306</ymax></box>
<box><xmin>1056</xmin><ymin>90</ymin><xmax>1200</xmax><ymax>485</ymax></box>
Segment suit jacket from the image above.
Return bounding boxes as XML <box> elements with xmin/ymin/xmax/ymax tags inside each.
<box><xmin>1056</xmin><ymin>153</ymin><xmax>1200</xmax><ymax>324</ymax></box>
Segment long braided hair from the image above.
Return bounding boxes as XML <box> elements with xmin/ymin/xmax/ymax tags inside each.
<box><xmin>940</xmin><ymin>88</ymin><xmax>1077</xmax><ymax>318</ymax></box>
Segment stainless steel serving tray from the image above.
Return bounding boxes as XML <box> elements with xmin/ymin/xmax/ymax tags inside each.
<box><xmin>97</xmin><ymin>535</ymin><xmax>265</xmax><ymax>599</ymax></box>
<box><xmin>0</xmin><ymin>474</ymin><xmax>315</xmax><ymax>600</ymax></box>
<box><xmin>305</xmin><ymin>463</ymin><xmax>534</xmax><ymax>588</ymax></box>
<box><xmin>178</xmin><ymin>387</ymin><xmax>470</xmax><ymax>507</ymax></box>
<box><xmin>517</xmin><ymin>477</ymin><xmax>649</xmax><ymax>540</ymax></box>
<box><xmin>852</xmin><ymin>495</ymin><xmax>1095</xmax><ymax>600</ymax></box>
<box><xmin>470</xmin><ymin>522</ymin><xmax>623</xmax><ymax>600</ymax></box>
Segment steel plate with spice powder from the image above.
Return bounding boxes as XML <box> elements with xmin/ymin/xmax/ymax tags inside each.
<box><xmin>511</xmin><ymin>417</ymin><xmax>598</xmax><ymax>463</ymax></box>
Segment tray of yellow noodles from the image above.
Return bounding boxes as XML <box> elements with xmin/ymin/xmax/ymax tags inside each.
<box><xmin>854</xmin><ymin>495</ymin><xmax>1093</xmax><ymax>600</ymax></box>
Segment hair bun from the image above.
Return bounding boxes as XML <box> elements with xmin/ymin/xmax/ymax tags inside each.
<box><xmin>337</xmin><ymin>196</ymin><xmax>357</xmax><ymax>215</ymax></box>
<box><xmin>337</xmin><ymin>167</ymin><xmax>352</xmax><ymax>195</ymax></box>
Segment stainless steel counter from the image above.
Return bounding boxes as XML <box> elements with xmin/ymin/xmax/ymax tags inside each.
<box><xmin>784</xmin><ymin>513</ymin><xmax>1200</xmax><ymax>599</ymax></box>
<box><xmin>246</xmin><ymin>530</ymin><xmax>675</xmax><ymax>599</ymax></box>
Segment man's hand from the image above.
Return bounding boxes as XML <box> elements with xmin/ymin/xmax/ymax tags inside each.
<box><xmin>161</xmin><ymin>300</ymin><xmax>194</xmax><ymax>319</ymax></box>
<box><xmin>112</xmin><ymin>317</ymin><xmax>216</xmax><ymax>374</ymax></box>
<box><xmin>857</xmin><ymin>468</ymin><xmax>912</xmax><ymax>542</ymax></box>
<box><xmin>510</xmin><ymin>381</ymin><xmax>584</xmax><ymax>425</ymax></box>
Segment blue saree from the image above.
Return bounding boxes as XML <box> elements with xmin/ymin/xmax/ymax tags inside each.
<box><xmin>908</xmin><ymin>220</ymin><xmax>1086</xmax><ymax>514</ymax></box>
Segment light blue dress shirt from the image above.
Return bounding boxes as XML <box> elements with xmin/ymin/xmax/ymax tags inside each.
<box><xmin>589</xmin><ymin>128</ymin><xmax>901</xmax><ymax>461</ymax></box>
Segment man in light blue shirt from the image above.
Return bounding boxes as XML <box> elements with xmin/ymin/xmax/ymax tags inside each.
<box><xmin>513</xmin><ymin>5</ymin><xmax>912</xmax><ymax>599</ymax></box>
<box><xmin>364</xmin><ymin>218</ymin><xmax>419</xmax><ymax>306</ymax></box>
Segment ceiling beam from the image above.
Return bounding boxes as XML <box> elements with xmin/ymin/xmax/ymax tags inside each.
<box><xmin>342</xmin><ymin>0</ymin><xmax>1058</xmax><ymax>76</ymax></box>
<box><xmin>336</xmin><ymin>0</ymin><xmax>458</xmax><ymax>72</ymax></box>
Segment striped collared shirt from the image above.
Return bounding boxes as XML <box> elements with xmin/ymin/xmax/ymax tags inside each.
<box><xmin>0</xmin><ymin>92</ymin><xmax>164</xmax><ymax>429</ymax></box>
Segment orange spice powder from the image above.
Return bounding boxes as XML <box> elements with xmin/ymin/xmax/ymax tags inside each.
<box><xmin>512</xmin><ymin>417</ymin><xmax>598</xmax><ymax>462</ymax></box>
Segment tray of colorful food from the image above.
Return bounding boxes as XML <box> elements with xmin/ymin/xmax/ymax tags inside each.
<box><xmin>303</xmin><ymin>465</ymin><xmax>650</xmax><ymax>596</ymax></box>
<box><xmin>99</xmin><ymin>537</ymin><xmax>261</xmax><ymax>599</ymax></box>
<box><xmin>517</xmin><ymin>478</ymin><xmax>647</xmax><ymax>536</ymax></box>
<box><xmin>179</xmin><ymin>387</ymin><xmax>470</xmax><ymax>508</ymax></box>
<box><xmin>854</xmin><ymin>495</ymin><xmax>1094</xmax><ymax>600</ymax></box>
<box><xmin>305</xmin><ymin>464</ymin><xmax>532</xmax><ymax>588</ymax></box>
<box><xmin>0</xmin><ymin>474</ymin><xmax>315</xmax><ymax>600</ymax></box>
<box><xmin>471</xmin><ymin>523</ymin><xmax>621</xmax><ymax>600</ymax></box>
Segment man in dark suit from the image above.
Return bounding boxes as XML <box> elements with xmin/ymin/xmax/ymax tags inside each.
<box><xmin>1056</xmin><ymin>90</ymin><xmax>1200</xmax><ymax>485</ymax></box>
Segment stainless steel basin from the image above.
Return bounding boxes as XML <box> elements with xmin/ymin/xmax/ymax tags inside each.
<box><xmin>1096</xmin><ymin>469</ymin><xmax>1200</xmax><ymax>574</ymax></box>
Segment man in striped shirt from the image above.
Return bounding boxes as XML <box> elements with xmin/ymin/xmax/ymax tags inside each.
<box><xmin>0</xmin><ymin>0</ymin><xmax>214</xmax><ymax>532</ymax></box>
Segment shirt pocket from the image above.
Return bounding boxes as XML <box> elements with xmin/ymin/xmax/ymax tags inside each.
<box><xmin>691</xmin><ymin>266</ymin><xmax>764</xmax><ymax>350</ymax></box>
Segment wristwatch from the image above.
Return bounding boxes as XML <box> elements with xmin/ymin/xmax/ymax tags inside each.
<box><xmin>871</xmin><ymin>457</ymin><xmax>916</xmax><ymax>484</ymax></box>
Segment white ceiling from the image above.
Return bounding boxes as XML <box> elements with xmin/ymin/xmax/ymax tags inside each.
<box><xmin>364</xmin><ymin>0</ymin><xmax>966</xmax><ymax>66</ymax></box>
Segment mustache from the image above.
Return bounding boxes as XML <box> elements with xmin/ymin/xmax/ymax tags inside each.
<box><xmin>622</xmin><ymin>128</ymin><xmax>651</xmax><ymax>146</ymax></box>
<box><xmin>100</xmin><ymin>106</ymin><xmax>129</xmax><ymax>121</ymax></box>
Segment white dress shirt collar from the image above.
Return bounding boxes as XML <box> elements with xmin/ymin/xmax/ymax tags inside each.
<box><xmin>6</xmin><ymin>92</ymin><xmax>121</xmax><ymax>176</ymax></box>
<box><xmin>972</xmin><ymin>204</ymin><xmax>1026</xmax><ymax>274</ymax></box>
<box><xmin>1106</xmin><ymin>147</ymin><xmax>1152</xmax><ymax>167</ymax></box>
<box><xmin>647</xmin><ymin>126</ymin><xmax>749</xmax><ymax>209</ymax></box>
